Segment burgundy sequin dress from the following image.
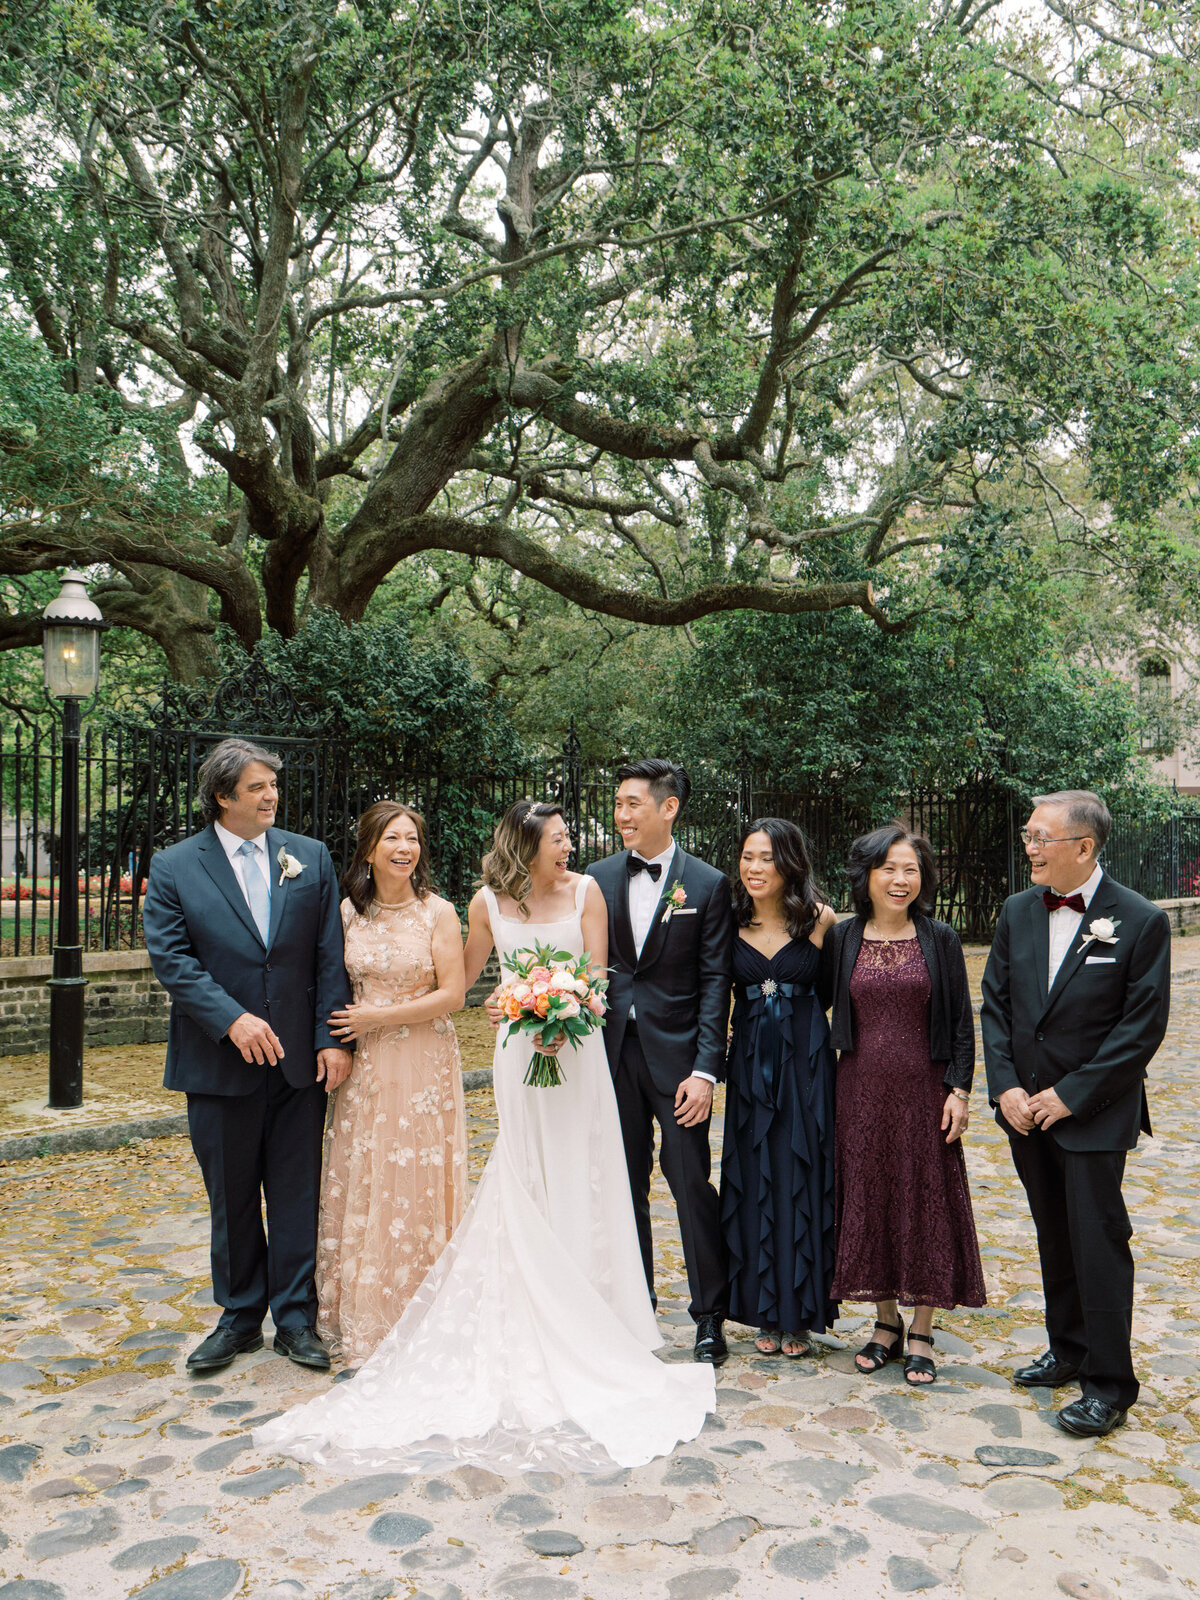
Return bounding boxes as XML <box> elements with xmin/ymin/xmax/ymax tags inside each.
<box><xmin>831</xmin><ymin>938</ymin><xmax>985</xmax><ymax>1309</ymax></box>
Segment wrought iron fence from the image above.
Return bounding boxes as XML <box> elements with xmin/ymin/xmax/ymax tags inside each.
<box><xmin>4</xmin><ymin>661</ymin><xmax>1198</xmax><ymax>955</ymax></box>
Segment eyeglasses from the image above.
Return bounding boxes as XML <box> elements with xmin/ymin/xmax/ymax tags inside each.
<box><xmin>1019</xmin><ymin>830</ymin><xmax>1089</xmax><ymax>848</ymax></box>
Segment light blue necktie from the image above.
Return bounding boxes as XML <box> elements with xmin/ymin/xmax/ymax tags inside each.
<box><xmin>237</xmin><ymin>839</ymin><xmax>270</xmax><ymax>942</ymax></box>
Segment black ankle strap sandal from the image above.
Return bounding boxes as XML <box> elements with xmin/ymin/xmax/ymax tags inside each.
<box><xmin>855</xmin><ymin>1317</ymin><xmax>904</xmax><ymax>1373</ymax></box>
<box><xmin>903</xmin><ymin>1330</ymin><xmax>937</xmax><ymax>1385</ymax></box>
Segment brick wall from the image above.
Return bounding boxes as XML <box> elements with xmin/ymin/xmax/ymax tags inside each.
<box><xmin>11</xmin><ymin>894</ymin><xmax>1189</xmax><ymax>1057</ymax></box>
<box><xmin>0</xmin><ymin>951</ymin><xmax>172</xmax><ymax>1056</ymax></box>
<box><xmin>0</xmin><ymin>947</ymin><xmax>502</xmax><ymax>1056</ymax></box>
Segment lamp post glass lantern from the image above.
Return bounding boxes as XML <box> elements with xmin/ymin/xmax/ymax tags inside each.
<box><xmin>41</xmin><ymin>570</ymin><xmax>107</xmax><ymax>1108</ymax></box>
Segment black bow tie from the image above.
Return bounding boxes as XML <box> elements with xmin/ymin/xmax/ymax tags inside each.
<box><xmin>1043</xmin><ymin>889</ymin><xmax>1086</xmax><ymax>914</ymax></box>
<box><xmin>627</xmin><ymin>855</ymin><xmax>662</xmax><ymax>882</ymax></box>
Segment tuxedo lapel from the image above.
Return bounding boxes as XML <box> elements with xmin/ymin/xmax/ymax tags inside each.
<box><xmin>196</xmin><ymin>827</ymin><xmax>265</xmax><ymax>949</ymax></box>
<box><xmin>1040</xmin><ymin>875</ymin><xmax>1120</xmax><ymax>1022</ymax></box>
<box><xmin>1029</xmin><ymin>895</ymin><xmax>1050</xmax><ymax>1009</ymax></box>
<box><xmin>612</xmin><ymin>853</ymin><xmax>638</xmax><ymax>971</ymax></box>
<box><xmin>265</xmin><ymin>829</ymin><xmax>290</xmax><ymax>952</ymax></box>
<box><xmin>635</xmin><ymin>844</ymin><xmax>682</xmax><ymax>974</ymax></box>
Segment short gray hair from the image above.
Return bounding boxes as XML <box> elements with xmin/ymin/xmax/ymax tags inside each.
<box><xmin>1032</xmin><ymin>789</ymin><xmax>1111</xmax><ymax>852</ymax></box>
<box><xmin>198</xmin><ymin>738</ymin><xmax>281</xmax><ymax>825</ymax></box>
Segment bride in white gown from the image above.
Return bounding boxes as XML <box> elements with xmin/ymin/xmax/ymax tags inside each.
<box><xmin>255</xmin><ymin>800</ymin><xmax>715</xmax><ymax>1473</ymax></box>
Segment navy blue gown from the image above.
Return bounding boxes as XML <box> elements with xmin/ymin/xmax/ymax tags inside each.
<box><xmin>720</xmin><ymin>935</ymin><xmax>838</xmax><ymax>1334</ymax></box>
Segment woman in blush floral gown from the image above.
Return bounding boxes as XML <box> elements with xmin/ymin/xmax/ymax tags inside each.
<box><xmin>316</xmin><ymin>802</ymin><xmax>468</xmax><ymax>1365</ymax></box>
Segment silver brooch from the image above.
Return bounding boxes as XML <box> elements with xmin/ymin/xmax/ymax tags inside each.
<box><xmin>760</xmin><ymin>978</ymin><xmax>778</xmax><ymax>998</ymax></box>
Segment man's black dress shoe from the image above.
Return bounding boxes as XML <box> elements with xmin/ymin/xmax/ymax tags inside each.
<box><xmin>186</xmin><ymin>1327</ymin><xmax>264</xmax><ymax>1374</ymax></box>
<box><xmin>274</xmin><ymin>1326</ymin><xmax>332</xmax><ymax>1370</ymax></box>
<box><xmin>694</xmin><ymin>1315</ymin><xmax>728</xmax><ymax>1367</ymax></box>
<box><xmin>1013</xmin><ymin>1350</ymin><xmax>1080</xmax><ymax>1388</ymax></box>
<box><xmin>1056</xmin><ymin>1396</ymin><xmax>1127</xmax><ymax>1437</ymax></box>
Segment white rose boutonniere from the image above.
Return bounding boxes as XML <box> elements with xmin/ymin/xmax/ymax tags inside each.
<box><xmin>1081</xmin><ymin>916</ymin><xmax>1120</xmax><ymax>947</ymax></box>
<box><xmin>277</xmin><ymin>846</ymin><xmax>305</xmax><ymax>887</ymax></box>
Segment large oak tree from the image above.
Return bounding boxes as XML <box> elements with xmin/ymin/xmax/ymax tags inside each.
<box><xmin>1</xmin><ymin>0</ymin><xmax>1197</xmax><ymax>678</ymax></box>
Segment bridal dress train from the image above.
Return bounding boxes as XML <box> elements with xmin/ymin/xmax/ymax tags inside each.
<box><xmin>256</xmin><ymin>877</ymin><xmax>715</xmax><ymax>1473</ymax></box>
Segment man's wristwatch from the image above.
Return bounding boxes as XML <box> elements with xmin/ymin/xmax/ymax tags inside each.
<box><xmin>950</xmin><ymin>1088</ymin><xmax>970</xmax><ymax>1102</ymax></box>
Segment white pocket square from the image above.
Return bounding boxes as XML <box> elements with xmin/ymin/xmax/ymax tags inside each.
<box><xmin>670</xmin><ymin>907</ymin><xmax>698</xmax><ymax>916</ymax></box>
<box><xmin>1084</xmin><ymin>955</ymin><xmax>1116</xmax><ymax>964</ymax></box>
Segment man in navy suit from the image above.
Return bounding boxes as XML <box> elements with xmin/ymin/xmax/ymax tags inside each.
<box><xmin>982</xmin><ymin>789</ymin><xmax>1171</xmax><ymax>1437</ymax></box>
<box><xmin>143</xmin><ymin>738</ymin><xmax>352</xmax><ymax>1374</ymax></box>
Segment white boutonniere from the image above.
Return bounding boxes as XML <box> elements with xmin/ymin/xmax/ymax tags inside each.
<box><xmin>277</xmin><ymin>846</ymin><xmax>304</xmax><ymax>887</ymax></box>
<box><xmin>1081</xmin><ymin>916</ymin><xmax>1120</xmax><ymax>947</ymax></box>
<box><xmin>660</xmin><ymin>879</ymin><xmax>688</xmax><ymax>925</ymax></box>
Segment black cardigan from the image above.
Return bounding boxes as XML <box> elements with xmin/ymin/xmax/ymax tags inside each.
<box><xmin>819</xmin><ymin>914</ymin><xmax>975</xmax><ymax>1092</ymax></box>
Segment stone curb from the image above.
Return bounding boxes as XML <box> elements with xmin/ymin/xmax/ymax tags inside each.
<box><xmin>0</xmin><ymin>1068</ymin><xmax>496</xmax><ymax>1163</ymax></box>
<box><xmin>0</xmin><ymin>1111</ymin><xmax>189</xmax><ymax>1163</ymax></box>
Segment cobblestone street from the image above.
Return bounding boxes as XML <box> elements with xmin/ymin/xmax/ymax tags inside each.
<box><xmin>1</xmin><ymin>972</ymin><xmax>1199</xmax><ymax>1599</ymax></box>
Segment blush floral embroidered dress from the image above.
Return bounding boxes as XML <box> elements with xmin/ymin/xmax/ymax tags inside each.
<box><xmin>315</xmin><ymin>895</ymin><xmax>468</xmax><ymax>1364</ymax></box>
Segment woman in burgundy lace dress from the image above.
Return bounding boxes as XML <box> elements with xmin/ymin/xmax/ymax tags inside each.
<box><xmin>821</xmin><ymin>825</ymin><xmax>985</xmax><ymax>1385</ymax></box>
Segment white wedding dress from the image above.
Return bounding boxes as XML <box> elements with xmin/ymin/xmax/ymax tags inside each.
<box><xmin>255</xmin><ymin>877</ymin><xmax>715</xmax><ymax>1473</ymax></box>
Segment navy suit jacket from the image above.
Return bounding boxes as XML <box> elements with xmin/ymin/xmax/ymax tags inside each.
<box><xmin>586</xmin><ymin>846</ymin><xmax>733</xmax><ymax>1095</ymax></box>
<box><xmin>980</xmin><ymin>874</ymin><xmax>1171</xmax><ymax>1151</ymax></box>
<box><xmin>142</xmin><ymin>824</ymin><xmax>351</xmax><ymax>1096</ymax></box>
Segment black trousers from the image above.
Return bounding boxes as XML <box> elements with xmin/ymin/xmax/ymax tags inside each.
<box><xmin>187</xmin><ymin>1064</ymin><xmax>326</xmax><ymax>1335</ymax></box>
<box><xmin>1009</xmin><ymin>1129</ymin><xmax>1137</xmax><ymax>1410</ymax></box>
<box><xmin>613</xmin><ymin>1031</ymin><xmax>728</xmax><ymax>1321</ymax></box>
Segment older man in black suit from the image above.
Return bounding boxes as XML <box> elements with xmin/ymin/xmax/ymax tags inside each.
<box><xmin>143</xmin><ymin>738</ymin><xmax>352</xmax><ymax>1375</ymax></box>
<box><xmin>981</xmin><ymin>789</ymin><xmax>1171</xmax><ymax>1437</ymax></box>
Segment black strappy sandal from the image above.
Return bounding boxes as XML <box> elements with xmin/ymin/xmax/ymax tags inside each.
<box><xmin>854</xmin><ymin>1317</ymin><xmax>904</xmax><ymax>1373</ymax></box>
<box><xmin>904</xmin><ymin>1330</ymin><xmax>937</xmax><ymax>1385</ymax></box>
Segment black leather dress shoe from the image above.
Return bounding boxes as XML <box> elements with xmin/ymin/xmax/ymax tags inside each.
<box><xmin>694</xmin><ymin>1315</ymin><xmax>728</xmax><ymax>1367</ymax></box>
<box><xmin>186</xmin><ymin>1327</ymin><xmax>264</xmax><ymax>1374</ymax></box>
<box><xmin>1056</xmin><ymin>1396</ymin><xmax>1127</xmax><ymax>1437</ymax></box>
<box><xmin>274</xmin><ymin>1326</ymin><xmax>332</xmax><ymax>1370</ymax></box>
<box><xmin>1013</xmin><ymin>1350</ymin><xmax>1080</xmax><ymax>1388</ymax></box>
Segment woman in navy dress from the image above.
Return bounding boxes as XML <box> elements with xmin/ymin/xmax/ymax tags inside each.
<box><xmin>720</xmin><ymin>818</ymin><xmax>838</xmax><ymax>1356</ymax></box>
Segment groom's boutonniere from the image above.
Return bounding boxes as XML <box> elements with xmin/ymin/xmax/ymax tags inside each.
<box><xmin>660</xmin><ymin>880</ymin><xmax>688</xmax><ymax>925</ymax></box>
<box><xmin>277</xmin><ymin>846</ymin><xmax>304</xmax><ymax>887</ymax></box>
<box><xmin>1081</xmin><ymin>916</ymin><xmax>1120</xmax><ymax>947</ymax></box>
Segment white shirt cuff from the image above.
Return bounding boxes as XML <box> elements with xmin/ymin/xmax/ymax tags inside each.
<box><xmin>692</xmin><ymin>1070</ymin><xmax>717</xmax><ymax>1084</ymax></box>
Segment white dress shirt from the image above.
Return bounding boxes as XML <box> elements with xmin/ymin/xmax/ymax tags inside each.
<box><xmin>627</xmin><ymin>843</ymin><xmax>678</xmax><ymax>957</ymax></box>
<box><xmin>214</xmin><ymin>820</ymin><xmax>273</xmax><ymax>915</ymax></box>
<box><xmin>1047</xmin><ymin>861</ymin><xmax>1103</xmax><ymax>987</ymax></box>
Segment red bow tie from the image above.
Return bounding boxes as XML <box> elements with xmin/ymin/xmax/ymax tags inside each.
<box><xmin>1043</xmin><ymin>890</ymin><xmax>1086</xmax><ymax>914</ymax></box>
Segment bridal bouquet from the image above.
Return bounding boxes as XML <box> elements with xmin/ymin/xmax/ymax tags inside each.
<box><xmin>495</xmin><ymin>943</ymin><xmax>609</xmax><ymax>1087</ymax></box>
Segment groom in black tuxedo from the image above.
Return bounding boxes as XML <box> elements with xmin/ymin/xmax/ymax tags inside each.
<box><xmin>981</xmin><ymin>789</ymin><xmax>1170</xmax><ymax>1437</ymax></box>
<box><xmin>587</xmin><ymin>759</ymin><xmax>734</xmax><ymax>1364</ymax></box>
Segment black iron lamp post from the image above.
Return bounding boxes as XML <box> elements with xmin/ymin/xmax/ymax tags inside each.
<box><xmin>41</xmin><ymin>571</ymin><xmax>108</xmax><ymax>1108</ymax></box>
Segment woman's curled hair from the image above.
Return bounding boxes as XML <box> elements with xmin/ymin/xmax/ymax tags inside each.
<box><xmin>731</xmin><ymin>817</ymin><xmax>824</xmax><ymax>941</ymax></box>
<box><xmin>846</xmin><ymin>823</ymin><xmax>938</xmax><ymax>919</ymax></box>
<box><xmin>480</xmin><ymin>801</ymin><xmax>566</xmax><ymax>917</ymax></box>
<box><xmin>342</xmin><ymin>801</ymin><xmax>434</xmax><ymax>914</ymax></box>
